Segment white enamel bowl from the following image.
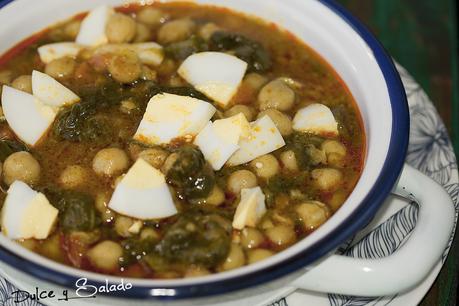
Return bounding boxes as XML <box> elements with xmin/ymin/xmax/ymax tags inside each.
<box><xmin>0</xmin><ymin>0</ymin><xmax>454</xmax><ymax>305</ymax></box>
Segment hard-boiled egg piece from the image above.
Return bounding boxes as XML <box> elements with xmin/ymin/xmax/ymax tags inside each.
<box><xmin>134</xmin><ymin>93</ymin><xmax>216</xmax><ymax>145</ymax></box>
<box><xmin>32</xmin><ymin>70</ymin><xmax>80</xmax><ymax>108</ymax></box>
<box><xmin>194</xmin><ymin>122</ymin><xmax>239</xmax><ymax>171</ymax></box>
<box><xmin>194</xmin><ymin>113</ymin><xmax>250</xmax><ymax>170</ymax></box>
<box><xmin>133</xmin><ymin>42</ymin><xmax>164</xmax><ymax>66</ymax></box>
<box><xmin>232</xmin><ymin>187</ymin><xmax>267</xmax><ymax>230</ymax></box>
<box><xmin>76</xmin><ymin>5</ymin><xmax>114</xmax><ymax>46</ymax></box>
<box><xmin>108</xmin><ymin>159</ymin><xmax>177</xmax><ymax>220</ymax></box>
<box><xmin>178</xmin><ymin>52</ymin><xmax>248</xmax><ymax>107</ymax></box>
<box><xmin>217</xmin><ymin>112</ymin><xmax>251</xmax><ymax>140</ymax></box>
<box><xmin>1</xmin><ymin>85</ymin><xmax>56</xmax><ymax>146</ymax></box>
<box><xmin>1</xmin><ymin>181</ymin><xmax>58</xmax><ymax>240</ymax></box>
<box><xmin>228</xmin><ymin>115</ymin><xmax>285</xmax><ymax>166</ymax></box>
<box><xmin>293</xmin><ymin>103</ymin><xmax>339</xmax><ymax>136</ymax></box>
<box><xmin>37</xmin><ymin>42</ymin><xmax>83</xmax><ymax>64</ymax></box>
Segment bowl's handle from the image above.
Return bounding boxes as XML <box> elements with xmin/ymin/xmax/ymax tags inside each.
<box><xmin>292</xmin><ymin>164</ymin><xmax>455</xmax><ymax>296</ymax></box>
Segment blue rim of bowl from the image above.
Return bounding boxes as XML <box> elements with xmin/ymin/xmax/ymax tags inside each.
<box><xmin>0</xmin><ymin>0</ymin><xmax>409</xmax><ymax>300</ymax></box>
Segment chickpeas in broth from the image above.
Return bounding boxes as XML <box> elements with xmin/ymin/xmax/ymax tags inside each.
<box><xmin>0</xmin><ymin>2</ymin><xmax>364</xmax><ymax>278</ymax></box>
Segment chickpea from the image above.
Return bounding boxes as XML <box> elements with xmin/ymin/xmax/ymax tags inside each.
<box><xmin>140</xmin><ymin>227</ymin><xmax>160</xmax><ymax>241</ymax></box>
<box><xmin>296</xmin><ymin>201</ymin><xmax>330</xmax><ymax>230</ymax></box>
<box><xmin>199</xmin><ymin>22</ymin><xmax>220</xmax><ymax>40</ymax></box>
<box><xmin>311</xmin><ymin>168</ymin><xmax>343</xmax><ymax>191</ymax></box>
<box><xmin>306</xmin><ymin>145</ymin><xmax>326</xmax><ymax>165</ymax></box>
<box><xmin>3</xmin><ymin>152</ymin><xmax>40</xmax><ymax>186</ymax></box>
<box><xmin>258</xmin><ymin>79</ymin><xmax>295</xmax><ymax>111</ymax></box>
<box><xmin>59</xmin><ymin>165</ymin><xmax>87</xmax><ymax>189</ymax></box>
<box><xmin>204</xmin><ymin>185</ymin><xmax>225</xmax><ymax>206</ymax></box>
<box><xmin>290</xmin><ymin>189</ymin><xmax>307</xmax><ymax>201</ymax></box>
<box><xmin>92</xmin><ymin>148</ymin><xmax>130</xmax><ymax>177</ymax></box>
<box><xmin>114</xmin><ymin>215</ymin><xmax>135</xmax><ymax>238</ymax></box>
<box><xmin>240</xmin><ymin>227</ymin><xmax>264</xmax><ymax>249</ymax></box>
<box><xmin>17</xmin><ymin>239</ymin><xmax>38</xmax><ymax>251</ymax></box>
<box><xmin>328</xmin><ymin>190</ymin><xmax>348</xmax><ymax>212</ymax></box>
<box><xmin>227</xmin><ymin>170</ymin><xmax>257</xmax><ymax>194</ymax></box>
<box><xmin>280</xmin><ymin>150</ymin><xmax>298</xmax><ymax>172</ymax></box>
<box><xmin>11</xmin><ymin>75</ymin><xmax>32</xmax><ymax>93</ymax></box>
<box><xmin>321</xmin><ymin>140</ymin><xmax>346</xmax><ymax>156</ymax></box>
<box><xmin>95</xmin><ymin>193</ymin><xmax>115</xmax><ymax>223</ymax></box>
<box><xmin>136</xmin><ymin>7</ymin><xmax>164</xmax><ymax>26</ymax></box>
<box><xmin>257</xmin><ymin>109</ymin><xmax>292</xmax><ymax>136</ymax></box>
<box><xmin>271</xmin><ymin>211</ymin><xmax>294</xmax><ymax>227</ymax></box>
<box><xmin>120</xmin><ymin>99</ymin><xmax>137</xmax><ymax>115</ymax></box>
<box><xmin>45</xmin><ymin>57</ymin><xmax>76</xmax><ymax>79</ymax></box>
<box><xmin>185</xmin><ymin>266</ymin><xmax>210</xmax><ymax>277</ymax></box>
<box><xmin>161</xmin><ymin>152</ymin><xmax>178</xmax><ymax>174</ymax></box>
<box><xmin>138</xmin><ymin>148</ymin><xmax>169</xmax><ymax>169</ymax></box>
<box><xmin>106</xmin><ymin>13</ymin><xmax>137</xmax><ymax>43</ymax></box>
<box><xmin>134</xmin><ymin>22</ymin><xmax>151</xmax><ymax>42</ymax></box>
<box><xmin>224</xmin><ymin>105</ymin><xmax>255</xmax><ymax>121</ymax></box>
<box><xmin>260</xmin><ymin>218</ymin><xmax>275</xmax><ymax>230</ymax></box>
<box><xmin>87</xmin><ymin>241</ymin><xmax>122</xmax><ymax>271</ymax></box>
<box><xmin>221</xmin><ymin>243</ymin><xmax>245</xmax><ymax>271</ymax></box>
<box><xmin>141</xmin><ymin>65</ymin><xmax>157</xmax><ymax>82</ymax></box>
<box><xmin>328</xmin><ymin>153</ymin><xmax>346</xmax><ymax>167</ymax></box>
<box><xmin>157</xmin><ymin>58</ymin><xmax>176</xmax><ymax>76</ymax></box>
<box><xmin>244</xmin><ymin>73</ymin><xmax>268</xmax><ymax>92</ymax></box>
<box><xmin>322</xmin><ymin>140</ymin><xmax>347</xmax><ymax>167</ymax></box>
<box><xmin>40</xmin><ymin>234</ymin><xmax>63</xmax><ymax>261</ymax></box>
<box><xmin>250</xmin><ymin>154</ymin><xmax>280</xmax><ymax>179</ymax></box>
<box><xmin>64</xmin><ymin>20</ymin><xmax>81</xmax><ymax>39</ymax></box>
<box><xmin>107</xmin><ymin>50</ymin><xmax>142</xmax><ymax>84</ymax></box>
<box><xmin>157</xmin><ymin>18</ymin><xmax>195</xmax><ymax>44</ymax></box>
<box><xmin>247</xmin><ymin>249</ymin><xmax>274</xmax><ymax>264</ymax></box>
<box><xmin>168</xmin><ymin>74</ymin><xmax>186</xmax><ymax>87</ymax></box>
<box><xmin>274</xmin><ymin>193</ymin><xmax>290</xmax><ymax>209</ymax></box>
<box><xmin>265</xmin><ymin>225</ymin><xmax>295</xmax><ymax>247</ymax></box>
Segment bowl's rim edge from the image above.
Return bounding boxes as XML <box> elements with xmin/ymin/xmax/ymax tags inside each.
<box><xmin>0</xmin><ymin>0</ymin><xmax>410</xmax><ymax>300</ymax></box>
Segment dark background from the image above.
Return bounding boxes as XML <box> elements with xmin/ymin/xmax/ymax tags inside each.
<box><xmin>336</xmin><ymin>0</ymin><xmax>459</xmax><ymax>305</ymax></box>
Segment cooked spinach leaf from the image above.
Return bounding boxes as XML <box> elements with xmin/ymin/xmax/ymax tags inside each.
<box><xmin>0</xmin><ymin>139</ymin><xmax>28</xmax><ymax>162</ymax></box>
<box><xmin>53</xmin><ymin>81</ymin><xmax>122</xmax><ymax>143</ymax></box>
<box><xmin>209</xmin><ymin>31</ymin><xmax>272</xmax><ymax>72</ymax></box>
<box><xmin>166</xmin><ymin>146</ymin><xmax>215</xmax><ymax>200</ymax></box>
<box><xmin>164</xmin><ymin>35</ymin><xmax>208</xmax><ymax>60</ymax></box>
<box><xmin>267</xmin><ymin>175</ymin><xmax>299</xmax><ymax>193</ymax></box>
<box><xmin>332</xmin><ymin>104</ymin><xmax>360</xmax><ymax>140</ymax></box>
<box><xmin>45</xmin><ymin>189</ymin><xmax>100</xmax><ymax>232</ymax></box>
<box><xmin>148</xmin><ymin>210</ymin><xmax>230</xmax><ymax>267</ymax></box>
<box><xmin>149</xmin><ymin>85</ymin><xmax>211</xmax><ymax>102</ymax></box>
<box><xmin>54</xmin><ymin>102</ymin><xmax>114</xmax><ymax>144</ymax></box>
<box><xmin>285</xmin><ymin>133</ymin><xmax>325</xmax><ymax>170</ymax></box>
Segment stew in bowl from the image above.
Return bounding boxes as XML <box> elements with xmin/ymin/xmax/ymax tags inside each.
<box><xmin>0</xmin><ymin>2</ymin><xmax>364</xmax><ymax>281</ymax></box>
